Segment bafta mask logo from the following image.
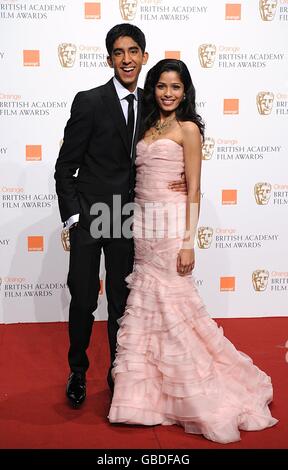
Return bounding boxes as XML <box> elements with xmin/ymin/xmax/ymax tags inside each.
<box><xmin>252</xmin><ymin>269</ymin><xmax>269</xmax><ymax>291</ymax></box>
<box><xmin>259</xmin><ymin>0</ymin><xmax>278</xmax><ymax>21</ymax></box>
<box><xmin>61</xmin><ymin>229</ymin><xmax>70</xmax><ymax>251</ymax></box>
<box><xmin>254</xmin><ymin>182</ymin><xmax>272</xmax><ymax>205</ymax></box>
<box><xmin>202</xmin><ymin>137</ymin><xmax>215</xmax><ymax>160</ymax></box>
<box><xmin>197</xmin><ymin>227</ymin><xmax>213</xmax><ymax>249</ymax></box>
<box><xmin>58</xmin><ymin>43</ymin><xmax>77</xmax><ymax>68</ymax></box>
<box><xmin>198</xmin><ymin>44</ymin><xmax>217</xmax><ymax>68</ymax></box>
<box><xmin>119</xmin><ymin>0</ymin><xmax>138</xmax><ymax>21</ymax></box>
<box><xmin>256</xmin><ymin>91</ymin><xmax>274</xmax><ymax>115</ymax></box>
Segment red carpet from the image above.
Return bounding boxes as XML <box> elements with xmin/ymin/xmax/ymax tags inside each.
<box><xmin>0</xmin><ymin>318</ymin><xmax>287</xmax><ymax>449</ymax></box>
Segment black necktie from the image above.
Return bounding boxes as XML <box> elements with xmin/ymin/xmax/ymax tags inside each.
<box><xmin>125</xmin><ymin>94</ymin><xmax>135</xmax><ymax>151</ymax></box>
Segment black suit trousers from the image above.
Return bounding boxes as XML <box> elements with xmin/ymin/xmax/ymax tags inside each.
<box><xmin>67</xmin><ymin>223</ymin><xmax>134</xmax><ymax>373</ymax></box>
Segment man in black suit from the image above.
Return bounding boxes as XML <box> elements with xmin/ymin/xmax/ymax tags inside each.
<box><xmin>55</xmin><ymin>24</ymin><xmax>148</xmax><ymax>407</ymax></box>
<box><xmin>55</xmin><ymin>24</ymin><xmax>184</xmax><ymax>408</ymax></box>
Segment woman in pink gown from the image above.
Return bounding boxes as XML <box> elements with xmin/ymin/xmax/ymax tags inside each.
<box><xmin>108</xmin><ymin>59</ymin><xmax>278</xmax><ymax>443</ymax></box>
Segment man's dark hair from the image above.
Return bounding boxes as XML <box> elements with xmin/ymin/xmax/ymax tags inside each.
<box><xmin>106</xmin><ymin>23</ymin><xmax>146</xmax><ymax>56</ymax></box>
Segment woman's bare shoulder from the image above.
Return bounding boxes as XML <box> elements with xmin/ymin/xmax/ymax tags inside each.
<box><xmin>179</xmin><ymin>121</ymin><xmax>201</xmax><ymax>142</ymax></box>
<box><xmin>180</xmin><ymin>120</ymin><xmax>200</xmax><ymax>133</ymax></box>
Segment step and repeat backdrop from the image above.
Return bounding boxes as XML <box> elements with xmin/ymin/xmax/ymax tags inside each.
<box><xmin>0</xmin><ymin>0</ymin><xmax>287</xmax><ymax>323</ymax></box>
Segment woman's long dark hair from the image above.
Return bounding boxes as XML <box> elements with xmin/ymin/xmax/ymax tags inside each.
<box><xmin>140</xmin><ymin>59</ymin><xmax>205</xmax><ymax>140</ymax></box>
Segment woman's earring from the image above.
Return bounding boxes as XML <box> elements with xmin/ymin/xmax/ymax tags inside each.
<box><xmin>183</xmin><ymin>94</ymin><xmax>186</xmax><ymax>101</ymax></box>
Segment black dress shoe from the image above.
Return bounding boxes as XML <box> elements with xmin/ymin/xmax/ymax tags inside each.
<box><xmin>66</xmin><ymin>372</ymin><xmax>86</xmax><ymax>408</ymax></box>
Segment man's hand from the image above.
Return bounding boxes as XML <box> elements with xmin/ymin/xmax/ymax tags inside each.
<box><xmin>168</xmin><ymin>172</ymin><xmax>187</xmax><ymax>194</ymax></box>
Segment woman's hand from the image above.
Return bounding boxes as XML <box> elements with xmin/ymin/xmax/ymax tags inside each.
<box><xmin>177</xmin><ymin>248</ymin><xmax>195</xmax><ymax>276</ymax></box>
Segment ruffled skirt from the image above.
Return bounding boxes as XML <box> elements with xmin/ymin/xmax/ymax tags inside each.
<box><xmin>108</xmin><ymin>237</ymin><xmax>277</xmax><ymax>444</ymax></box>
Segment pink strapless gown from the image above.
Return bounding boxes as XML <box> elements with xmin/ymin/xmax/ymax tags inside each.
<box><xmin>108</xmin><ymin>138</ymin><xmax>278</xmax><ymax>444</ymax></box>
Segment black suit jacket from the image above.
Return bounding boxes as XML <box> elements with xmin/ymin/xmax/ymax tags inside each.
<box><xmin>55</xmin><ymin>79</ymin><xmax>142</xmax><ymax>227</ymax></box>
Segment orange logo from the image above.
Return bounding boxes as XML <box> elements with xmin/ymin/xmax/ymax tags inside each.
<box><xmin>23</xmin><ymin>50</ymin><xmax>40</xmax><ymax>67</ymax></box>
<box><xmin>28</xmin><ymin>236</ymin><xmax>44</xmax><ymax>252</ymax></box>
<box><xmin>223</xmin><ymin>99</ymin><xmax>239</xmax><ymax>114</ymax></box>
<box><xmin>26</xmin><ymin>145</ymin><xmax>42</xmax><ymax>161</ymax></box>
<box><xmin>84</xmin><ymin>2</ymin><xmax>101</xmax><ymax>19</ymax></box>
<box><xmin>222</xmin><ymin>189</ymin><xmax>237</xmax><ymax>205</ymax></box>
<box><xmin>165</xmin><ymin>51</ymin><xmax>181</xmax><ymax>60</ymax></box>
<box><xmin>99</xmin><ymin>279</ymin><xmax>104</xmax><ymax>295</ymax></box>
<box><xmin>225</xmin><ymin>3</ymin><xmax>241</xmax><ymax>20</ymax></box>
<box><xmin>220</xmin><ymin>276</ymin><xmax>235</xmax><ymax>291</ymax></box>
